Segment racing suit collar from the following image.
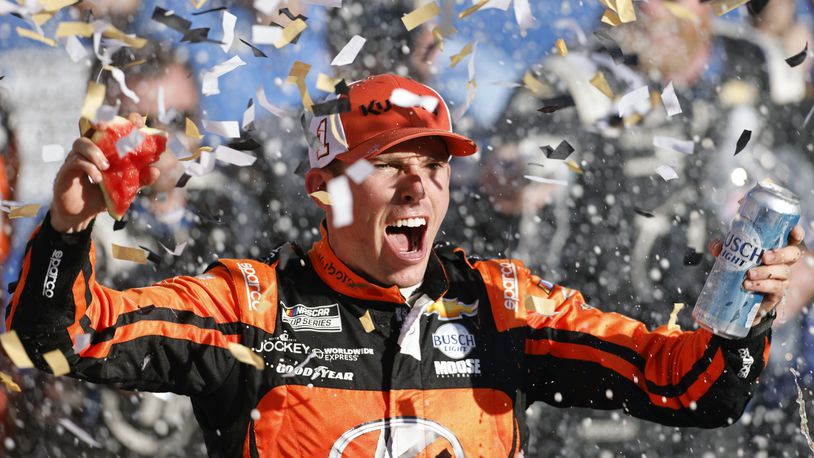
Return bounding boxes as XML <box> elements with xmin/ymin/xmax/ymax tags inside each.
<box><xmin>308</xmin><ymin>222</ymin><xmax>449</xmax><ymax>304</ymax></box>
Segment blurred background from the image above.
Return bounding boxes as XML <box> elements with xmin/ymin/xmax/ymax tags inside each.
<box><xmin>1</xmin><ymin>0</ymin><xmax>814</xmax><ymax>456</ymax></box>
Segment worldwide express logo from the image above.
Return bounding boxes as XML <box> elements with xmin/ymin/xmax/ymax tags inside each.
<box><xmin>281</xmin><ymin>303</ymin><xmax>342</xmax><ymax>332</ymax></box>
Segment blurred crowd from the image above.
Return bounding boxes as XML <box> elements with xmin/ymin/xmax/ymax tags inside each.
<box><xmin>1</xmin><ymin>0</ymin><xmax>814</xmax><ymax>456</ymax></box>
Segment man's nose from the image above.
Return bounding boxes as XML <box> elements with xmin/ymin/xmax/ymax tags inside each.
<box><xmin>396</xmin><ymin>168</ymin><xmax>426</xmax><ymax>204</ymax></box>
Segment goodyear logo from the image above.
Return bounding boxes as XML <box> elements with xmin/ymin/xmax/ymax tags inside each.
<box><xmin>424</xmin><ymin>298</ymin><xmax>478</xmax><ymax>321</ymax></box>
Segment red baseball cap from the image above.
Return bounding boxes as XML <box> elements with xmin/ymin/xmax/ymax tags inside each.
<box><xmin>308</xmin><ymin>74</ymin><xmax>478</xmax><ymax>169</ymax></box>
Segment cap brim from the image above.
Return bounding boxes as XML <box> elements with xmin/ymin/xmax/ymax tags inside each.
<box><xmin>333</xmin><ymin>127</ymin><xmax>478</xmax><ymax>164</ymax></box>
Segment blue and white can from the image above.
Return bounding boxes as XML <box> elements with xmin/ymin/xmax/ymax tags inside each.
<box><xmin>692</xmin><ymin>182</ymin><xmax>801</xmax><ymax>339</ymax></box>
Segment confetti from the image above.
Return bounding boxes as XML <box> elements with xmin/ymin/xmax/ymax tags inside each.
<box><xmin>0</xmin><ymin>372</ymin><xmax>20</xmax><ymax>393</ymax></box>
<box><xmin>601</xmin><ymin>9</ymin><xmax>622</xmax><ymax>27</ymax></box>
<box><xmin>102</xmin><ymin>25</ymin><xmax>148</xmax><ymax>49</ymax></box>
<box><xmin>43</xmin><ymin>349</ymin><xmax>70</xmax><ymax>376</ymax></box>
<box><xmin>566</xmin><ymin>160</ymin><xmax>583</xmax><ymax>174</ymax></box>
<box><xmin>275</xmin><ymin>18</ymin><xmax>307</xmax><ymax>48</ymax></box>
<box><xmin>113</xmin><ymin>216</ymin><xmax>128</xmax><ymax>231</ymax></box>
<box><xmin>41</xmin><ymin>144</ymin><xmax>65</xmax><ymax>162</ymax></box>
<box><xmin>160</xmin><ymin>241</ymin><xmax>188</xmax><ymax>256</ymax></box>
<box><xmin>257</xmin><ymin>86</ymin><xmax>287</xmax><ymax>118</ymax></box>
<box><xmin>286</xmin><ymin>61</ymin><xmax>314</xmax><ymax>110</ymax></box>
<box><xmin>63</xmin><ymin>34</ymin><xmax>87</xmax><ymax>62</ymax></box>
<box><xmin>253</xmin><ymin>0</ymin><xmax>281</xmax><ymax>15</ymax></box>
<box><xmin>220</xmin><ymin>10</ymin><xmax>237</xmax><ymax>52</ymax></box>
<box><xmin>16</xmin><ymin>26</ymin><xmax>56</xmax><ymax>46</ymax></box>
<box><xmin>615</xmin><ymin>0</ymin><xmax>636</xmax><ymax>23</ymax></box>
<box><xmin>449</xmin><ymin>42</ymin><xmax>474</xmax><ymax>67</ymax></box>
<box><xmin>617</xmin><ymin>85</ymin><xmax>650</xmax><ymax>118</ymax></box>
<box><xmin>734</xmin><ymin>129</ymin><xmax>752</xmax><ymax>156</ymax></box>
<box><xmin>57</xmin><ymin>418</ymin><xmax>100</xmax><ymax>448</ymax></box>
<box><xmin>747</xmin><ymin>0</ymin><xmax>770</xmax><ymax>15</ymax></box>
<box><xmin>540</xmin><ymin>140</ymin><xmax>574</xmax><ymax>160</ymax></box>
<box><xmin>311</xmin><ymin>98</ymin><xmax>351</xmax><ymax>116</ymax></box>
<box><xmin>523</xmin><ymin>175</ymin><xmax>568</xmax><ymax>186</ymax></box>
<box><xmin>251</xmin><ymin>25</ymin><xmax>282</xmax><ymax>45</ymax></box>
<box><xmin>593</xmin><ymin>29</ymin><xmax>625</xmax><ymax>63</ymax></box>
<box><xmin>525</xmin><ymin>295</ymin><xmax>558</xmax><ymax>316</ymax></box>
<box><xmin>316</xmin><ymin>73</ymin><xmax>342</xmax><ymax>92</ymax></box>
<box><xmin>202</xmin><ymin>56</ymin><xmax>246</xmax><ymax>96</ymax></box>
<box><xmin>785</xmin><ymin>42</ymin><xmax>808</xmax><ymax>68</ymax></box>
<box><xmin>137</xmin><ymin>245</ymin><xmax>163</xmax><ymax>265</ymax></box>
<box><xmin>331</xmin><ymin>35</ymin><xmax>366</xmax><ymax>66</ymax></box>
<box><xmin>453</xmin><ymin>42</ymin><xmax>478</xmax><ymax>121</ymax></box>
<box><xmin>9</xmin><ymin>204</ymin><xmax>41</xmax><ymax>219</ymax></box>
<box><xmin>537</xmin><ymin>95</ymin><xmax>575</xmax><ymax>113</ymax></box>
<box><xmin>115</xmin><ymin>129</ymin><xmax>144</xmax><ymax>158</ymax></box>
<box><xmin>334</xmin><ymin>79</ymin><xmax>349</xmax><ymax>95</ymax></box>
<box><xmin>683</xmin><ymin>247</ymin><xmax>703</xmax><ymax>266</ymax></box>
<box><xmin>203</xmin><ymin>120</ymin><xmax>241</xmax><ymax>138</ymax></box>
<box><xmin>359</xmin><ymin>310</ymin><xmax>375</xmax><ymax>333</ymax></box>
<box><xmin>513</xmin><ymin>0</ymin><xmax>533</xmax><ymax>34</ymax></box>
<box><xmin>663</xmin><ymin>1</ymin><xmax>700</xmax><ymax>23</ymax></box>
<box><xmin>711</xmin><ymin>0</ymin><xmax>750</xmax><ymax>16</ymax></box>
<box><xmin>402</xmin><ymin>1</ymin><xmax>441</xmax><ymax>32</ymax></box>
<box><xmin>303</xmin><ymin>0</ymin><xmax>342</xmax><ymax>6</ymax></box>
<box><xmin>214</xmin><ymin>145</ymin><xmax>257</xmax><ymax>167</ymax></box>
<box><xmin>327</xmin><ymin>175</ymin><xmax>353</xmax><ymax>228</ymax></box>
<box><xmin>227</xmin><ymin>342</ymin><xmax>264</xmax><ymax>370</ymax></box>
<box><xmin>240</xmin><ymin>38</ymin><xmax>268</xmax><ymax>57</ymax></box>
<box><xmin>555</xmin><ymin>38</ymin><xmax>567</xmax><ymax>56</ymax></box>
<box><xmin>655</xmin><ymin>164</ymin><xmax>679</xmax><ymax>181</ymax></box>
<box><xmin>589</xmin><ymin>72</ymin><xmax>614</xmax><ymax>99</ymax></box>
<box><xmin>242</xmin><ymin>98</ymin><xmax>255</xmax><ymax>130</ymax></box>
<box><xmin>803</xmin><ymin>103</ymin><xmax>814</xmax><ymax>129</ymax></box>
<box><xmin>192</xmin><ymin>6</ymin><xmax>227</xmax><ymax>15</ymax></box>
<box><xmin>653</xmin><ymin>136</ymin><xmax>694</xmax><ymax>155</ymax></box>
<box><xmin>105</xmin><ymin>66</ymin><xmax>140</xmax><ymax>103</ymax></box>
<box><xmin>0</xmin><ymin>331</ymin><xmax>35</xmax><ymax>368</ymax></box>
<box><xmin>634</xmin><ymin>208</ymin><xmax>655</xmax><ymax>218</ymax></box>
<box><xmin>38</xmin><ymin>0</ymin><xmax>77</xmax><ymax>11</ymax></box>
<box><xmin>151</xmin><ymin>7</ymin><xmax>192</xmax><ymax>32</ymax></box>
<box><xmin>390</xmin><ymin>88</ymin><xmax>439</xmax><ymax>113</ymax></box>
<box><xmin>459</xmin><ymin>0</ymin><xmax>488</xmax><ymax>19</ymax></box>
<box><xmin>790</xmin><ymin>368</ymin><xmax>814</xmax><ymax>454</ymax></box>
<box><xmin>667</xmin><ymin>303</ymin><xmax>684</xmax><ymax>330</ymax></box>
<box><xmin>661</xmin><ymin>81</ymin><xmax>682</xmax><ymax>117</ymax></box>
<box><xmin>111</xmin><ymin>244</ymin><xmax>148</xmax><ymax>263</ymax></box>
<box><xmin>175</xmin><ymin>173</ymin><xmax>192</xmax><ymax>188</ymax></box>
<box><xmin>73</xmin><ymin>333</ymin><xmax>91</xmax><ymax>354</ymax></box>
<box><xmin>278</xmin><ymin>7</ymin><xmax>308</xmax><ymax>22</ymax></box>
<box><xmin>186</xmin><ymin>118</ymin><xmax>204</xmax><ymax>140</ymax></box>
<box><xmin>55</xmin><ymin>21</ymin><xmax>94</xmax><ymax>37</ymax></box>
<box><xmin>310</xmin><ymin>191</ymin><xmax>332</xmax><ymax>205</ymax></box>
<box><xmin>345</xmin><ymin>159</ymin><xmax>374</xmax><ymax>184</ymax></box>
<box><xmin>182</xmin><ymin>27</ymin><xmax>217</xmax><ymax>43</ymax></box>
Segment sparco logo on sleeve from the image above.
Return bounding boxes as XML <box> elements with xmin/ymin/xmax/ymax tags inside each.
<box><xmin>500</xmin><ymin>261</ymin><xmax>519</xmax><ymax>310</ymax></box>
<box><xmin>42</xmin><ymin>249</ymin><xmax>63</xmax><ymax>298</ymax></box>
<box><xmin>281</xmin><ymin>304</ymin><xmax>342</xmax><ymax>332</ymax></box>
<box><xmin>236</xmin><ymin>262</ymin><xmax>262</xmax><ymax>311</ymax></box>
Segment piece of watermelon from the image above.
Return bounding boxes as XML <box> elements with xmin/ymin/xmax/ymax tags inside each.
<box><xmin>89</xmin><ymin>116</ymin><xmax>168</xmax><ymax>220</ymax></box>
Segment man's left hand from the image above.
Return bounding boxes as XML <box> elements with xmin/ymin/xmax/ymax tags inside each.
<box><xmin>711</xmin><ymin>224</ymin><xmax>806</xmax><ymax>326</ymax></box>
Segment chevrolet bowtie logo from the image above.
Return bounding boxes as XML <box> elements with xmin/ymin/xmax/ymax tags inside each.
<box><xmin>425</xmin><ymin>298</ymin><xmax>478</xmax><ymax>320</ymax></box>
<box><xmin>360</xmin><ymin>99</ymin><xmax>392</xmax><ymax>116</ymax></box>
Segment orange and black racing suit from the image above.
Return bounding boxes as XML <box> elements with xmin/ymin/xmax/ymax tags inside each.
<box><xmin>7</xmin><ymin>214</ymin><xmax>774</xmax><ymax>457</ymax></box>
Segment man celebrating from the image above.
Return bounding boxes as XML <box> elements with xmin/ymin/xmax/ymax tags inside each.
<box><xmin>6</xmin><ymin>75</ymin><xmax>805</xmax><ymax>457</ymax></box>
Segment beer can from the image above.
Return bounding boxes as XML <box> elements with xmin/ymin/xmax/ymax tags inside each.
<box><xmin>692</xmin><ymin>181</ymin><xmax>801</xmax><ymax>339</ymax></box>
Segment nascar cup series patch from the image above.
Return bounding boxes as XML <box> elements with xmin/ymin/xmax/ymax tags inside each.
<box><xmin>281</xmin><ymin>303</ymin><xmax>342</xmax><ymax>332</ymax></box>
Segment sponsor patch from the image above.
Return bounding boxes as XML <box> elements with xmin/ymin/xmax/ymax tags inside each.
<box><xmin>236</xmin><ymin>262</ymin><xmax>262</xmax><ymax>311</ymax></box>
<box><xmin>282</xmin><ymin>303</ymin><xmax>342</xmax><ymax>332</ymax></box>
<box><xmin>499</xmin><ymin>261</ymin><xmax>519</xmax><ymax>310</ymax></box>
<box><xmin>432</xmin><ymin>323</ymin><xmax>476</xmax><ymax>359</ymax></box>
<box><xmin>433</xmin><ymin>358</ymin><xmax>481</xmax><ymax>377</ymax></box>
<box><xmin>737</xmin><ymin>348</ymin><xmax>754</xmax><ymax>379</ymax></box>
<box><xmin>42</xmin><ymin>249</ymin><xmax>63</xmax><ymax>298</ymax></box>
<box><xmin>424</xmin><ymin>298</ymin><xmax>478</xmax><ymax>320</ymax></box>
<box><xmin>273</xmin><ymin>363</ymin><xmax>353</xmax><ymax>381</ymax></box>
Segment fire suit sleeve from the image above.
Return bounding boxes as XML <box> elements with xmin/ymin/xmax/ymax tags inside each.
<box><xmin>5</xmin><ymin>212</ymin><xmax>276</xmax><ymax>396</ymax></box>
<box><xmin>476</xmin><ymin>258</ymin><xmax>772</xmax><ymax>428</ymax></box>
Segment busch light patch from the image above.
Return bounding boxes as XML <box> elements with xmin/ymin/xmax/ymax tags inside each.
<box><xmin>719</xmin><ymin>221</ymin><xmax>764</xmax><ymax>271</ymax></box>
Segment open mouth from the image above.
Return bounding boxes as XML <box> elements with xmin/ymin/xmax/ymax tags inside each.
<box><xmin>385</xmin><ymin>217</ymin><xmax>428</xmax><ymax>257</ymax></box>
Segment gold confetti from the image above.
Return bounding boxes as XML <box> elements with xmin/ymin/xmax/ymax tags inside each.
<box><xmin>719</xmin><ymin>80</ymin><xmax>758</xmax><ymax>106</ymax></box>
<box><xmin>124</xmin><ymin>59</ymin><xmax>147</xmax><ymax>69</ymax></box>
<box><xmin>177</xmin><ymin>146</ymin><xmax>211</xmax><ymax>162</ymax></box>
<box><xmin>710</xmin><ymin>0</ymin><xmax>750</xmax><ymax>16</ymax></box>
<box><xmin>80</xmin><ymin>82</ymin><xmax>106</xmax><ymax>121</ymax></box>
<box><xmin>601</xmin><ymin>9</ymin><xmax>622</xmax><ymax>26</ymax></box>
<box><xmin>103</xmin><ymin>25</ymin><xmax>148</xmax><ymax>49</ymax></box>
<box><xmin>287</xmin><ymin>61</ymin><xmax>314</xmax><ymax>111</ymax></box>
<box><xmin>566</xmin><ymin>160</ymin><xmax>583</xmax><ymax>174</ymax></box>
<box><xmin>589</xmin><ymin>71</ymin><xmax>614</xmax><ymax>99</ymax></box>
<box><xmin>310</xmin><ymin>191</ymin><xmax>332</xmax><ymax>205</ymax></box>
<box><xmin>55</xmin><ymin>21</ymin><xmax>95</xmax><ymax>37</ymax></box>
<box><xmin>9</xmin><ymin>204</ymin><xmax>40</xmax><ymax>219</ymax></box>
<box><xmin>0</xmin><ymin>331</ymin><xmax>34</xmax><ymax>369</ymax></box>
<box><xmin>525</xmin><ymin>295</ymin><xmax>558</xmax><ymax>316</ymax></box>
<box><xmin>649</xmin><ymin>89</ymin><xmax>662</xmax><ymax>109</ymax></box>
<box><xmin>522</xmin><ymin>71</ymin><xmax>549</xmax><ymax>97</ymax></box>
<box><xmin>227</xmin><ymin>342</ymin><xmax>264</xmax><ymax>370</ymax></box>
<box><xmin>32</xmin><ymin>12</ymin><xmax>54</xmax><ymax>26</ymax></box>
<box><xmin>0</xmin><ymin>372</ymin><xmax>20</xmax><ymax>393</ymax></box>
<box><xmin>431</xmin><ymin>26</ymin><xmax>446</xmax><ymax>52</ymax></box>
<box><xmin>449</xmin><ymin>42</ymin><xmax>474</xmax><ymax>68</ymax></box>
<box><xmin>667</xmin><ymin>302</ymin><xmax>685</xmax><ymax>331</ymax></box>
<box><xmin>190</xmin><ymin>0</ymin><xmax>207</xmax><ymax>8</ymax></box>
<box><xmin>662</xmin><ymin>1</ymin><xmax>700</xmax><ymax>23</ymax></box>
<box><xmin>359</xmin><ymin>310</ymin><xmax>375</xmax><ymax>333</ymax></box>
<box><xmin>255</xmin><ymin>286</ymin><xmax>275</xmax><ymax>314</ymax></box>
<box><xmin>615</xmin><ymin>0</ymin><xmax>636</xmax><ymax>22</ymax></box>
<box><xmin>275</xmin><ymin>18</ymin><xmax>308</xmax><ymax>49</ymax></box>
<box><xmin>185</xmin><ymin>117</ymin><xmax>204</xmax><ymax>140</ymax></box>
<box><xmin>458</xmin><ymin>0</ymin><xmax>489</xmax><ymax>19</ymax></box>
<box><xmin>38</xmin><ymin>0</ymin><xmax>77</xmax><ymax>11</ymax></box>
<box><xmin>16</xmin><ymin>27</ymin><xmax>56</xmax><ymax>47</ymax></box>
<box><xmin>111</xmin><ymin>244</ymin><xmax>148</xmax><ymax>264</ymax></box>
<box><xmin>316</xmin><ymin>73</ymin><xmax>342</xmax><ymax>93</ymax></box>
<box><xmin>555</xmin><ymin>38</ymin><xmax>568</xmax><ymax>56</ymax></box>
<box><xmin>402</xmin><ymin>1</ymin><xmax>441</xmax><ymax>32</ymax></box>
<box><xmin>43</xmin><ymin>349</ymin><xmax>70</xmax><ymax>376</ymax></box>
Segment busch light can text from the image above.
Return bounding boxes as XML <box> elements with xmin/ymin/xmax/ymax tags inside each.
<box><xmin>692</xmin><ymin>182</ymin><xmax>800</xmax><ymax>339</ymax></box>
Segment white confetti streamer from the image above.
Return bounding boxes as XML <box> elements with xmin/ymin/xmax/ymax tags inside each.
<box><xmin>202</xmin><ymin>120</ymin><xmax>241</xmax><ymax>138</ymax></box>
<box><xmin>221</xmin><ymin>10</ymin><xmax>236</xmax><ymax>53</ymax></box>
<box><xmin>513</xmin><ymin>0</ymin><xmax>534</xmax><ymax>34</ymax></box>
<box><xmin>791</xmin><ymin>368</ymin><xmax>814</xmax><ymax>454</ymax></box>
<box><xmin>201</xmin><ymin>56</ymin><xmax>246</xmax><ymax>96</ymax></box>
<box><xmin>331</xmin><ymin>35</ymin><xmax>366</xmax><ymax>66</ymax></box>
<box><xmin>524</xmin><ymin>175</ymin><xmax>568</xmax><ymax>186</ymax></box>
<box><xmin>159</xmin><ymin>241</ymin><xmax>187</xmax><ymax>256</ymax></box>
<box><xmin>655</xmin><ymin>164</ymin><xmax>679</xmax><ymax>181</ymax></box>
<box><xmin>41</xmin><ymin>144</ymin><xmax>65</xmax><ymax>163</ymax></box>
<box><xmin>64</xmin><ymin>35</ymin><xmax>87</xmax><ymax>62</ymax></box>
<box><xmin>618</xmin><ymin>85</ymin><xmax>651</xmax><ymax>118</ymax></box>
<box><xmin>115</xmin><ymin>129</ymin><xmax>143</xmax><ymax>158</ymax></box>
<box><xmin>327</xmin><ymin>175</ymin><xmax>353</xmax><ymax>228</ymax></box>
<box><xmin>303</xmin><ymin>0</ymin><xmax>342</xmax><ymax>7</ymax></box>
<box><xmin>661</xmin><ymin>81</ymin><xmax>682</xmax><ymax>117</ymax></box>
<box><xmin>242</xmin><ymin>99</ymin><xmax>255</xmax><ymax>130</ymax></box>
<box><xmin>107</xmin><ymin>66</ymin><xmax>140</xmax><ymax>103</ymax></box>
<box><xmin>390</xmin><ymin>88</ymin><xmax>439</xmax><ymax>113</ymax></box>
<box><xmin>58</xmin><ymin>418</ymin><xmax>101</xmax><ymax>448</ymax></box>
<box><xmin>653</xmin><ymin>136</ymin><xmax>694</xmax><ymax>155</ymax></box>
<box><xmin>214</xmin><ymin>145</ymin><xmax>257</xmax><ymax>167</ymax></box>
<box><xmin>345</xmin><ymin>159</ymin><xmax>374</xmax><ymax>183</ymax></box>
<box><xmin>256</xmin><ymin>86</ymin><xmax>287</xmax><ymax>118</ymax></box>
<box><xmin>252</xmin><ymin>25</ymin><xmax>282</xmax><ymax>45</ymax></box>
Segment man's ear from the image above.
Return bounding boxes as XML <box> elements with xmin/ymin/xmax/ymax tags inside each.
<box><xmin>305</xmin><ymin>167</ymin><xmax>331</xmax><ymax>211</ymax></box>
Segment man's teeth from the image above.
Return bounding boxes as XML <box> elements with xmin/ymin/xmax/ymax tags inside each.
<box><xmin>390</xmin><ymin>217</ymin><xmax>427</xmax><ymax>228</ymax></box>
